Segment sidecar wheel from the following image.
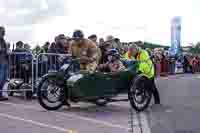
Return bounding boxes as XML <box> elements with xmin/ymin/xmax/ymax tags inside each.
<box><xmin>38</xmin><ymin>77</ymin><xmax>65</xmax><ymax>111</ymax></box>
<box><xmin>128</xmin><ymin>75</ymin><xmax>152</xmax><ymax>112</ymax></box>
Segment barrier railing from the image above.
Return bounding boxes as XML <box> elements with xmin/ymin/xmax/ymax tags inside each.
<box><xmin>0</xmin><ymin>52</ymin><xmax>34</xmax><ymax>99</ymax></box>
<box><xmin>35</xmin><ymin>53</ymin><xmax>73</xmax><ymax>92</ymax></box>
<box><xmin>36</xmin><ymin>53</ymin><xmax>72</xmax><ymax>79</ymax></box>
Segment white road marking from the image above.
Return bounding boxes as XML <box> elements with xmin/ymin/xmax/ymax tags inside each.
<box><xmin>0</xmin><ymin>113</ymin><xmax>75</xmax><ymax>133</ymax></box>
<box><xmin>139</xmin><ymin>113</ymin><xmax>151</xmax><ymax>133</ymax></box>
<box><xmin>0</xmin><ymin>102</ymin><xmax>129</xmax><ymax>130</ymax></box>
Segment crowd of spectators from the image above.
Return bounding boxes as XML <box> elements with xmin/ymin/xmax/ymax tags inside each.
<box><xmin>150</xmin><ymin>48</ymin><xmax>200</xmax><ymax>76</ymax></box>
<box><xmin>4</xmin><ymin>30</ymin><xmax>200</xmax><ymax>78</ymax></box>
<box><xmin>1</xmin><ymin>26</ymin><xmax>200</xmax><ymax>100</ymax></box>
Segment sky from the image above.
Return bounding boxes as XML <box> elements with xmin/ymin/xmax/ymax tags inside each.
<box><xmin>0</xmin><ymin>0</ymin><xmax>200</xmax><ymax>48</ymax></box>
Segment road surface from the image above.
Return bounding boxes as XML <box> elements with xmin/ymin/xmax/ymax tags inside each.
<box><xmin>0</xmin><ymin>74</ymin><xmax>200</xmax><ymax>133</ymax></box>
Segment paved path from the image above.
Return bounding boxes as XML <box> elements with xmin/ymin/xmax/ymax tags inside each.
<box><xmin>0</xmin><ymin>74</ymin><xmax>199</xmax><ymax>133</ymax></box>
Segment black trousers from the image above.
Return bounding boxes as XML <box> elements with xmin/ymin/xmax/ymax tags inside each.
<box><xmin>149</xmin><ymin>78</ymin><xmax>160</xmax><ymax>104</ymax></box>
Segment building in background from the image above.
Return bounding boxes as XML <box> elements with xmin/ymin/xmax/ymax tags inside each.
<box><xmin>170</xmin><ymin>16</ymin><xmax>182</xmax><ymax>56</ymax></box>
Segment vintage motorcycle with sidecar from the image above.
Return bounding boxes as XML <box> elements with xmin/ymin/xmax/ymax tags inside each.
<box><xmin>37</xmin><ymin>57</ymin><xmax>153</xmax><ymax>112</ymax></box>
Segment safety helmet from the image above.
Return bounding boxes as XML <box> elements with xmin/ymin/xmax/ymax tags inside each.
<box><xmin>72</xmin><ymin>30</ymin><xmax>84</xmax><ymax>39</ymax></box>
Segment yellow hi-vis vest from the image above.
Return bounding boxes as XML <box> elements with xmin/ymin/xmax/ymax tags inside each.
<box><xmin>136</xmin><ymin>49</ymin><xmax>155</xmax><ymax>79</ymax></box>
<box><xmin>123</xmin><ymin>51</ymin><xmax>135</xmax><ymax>60</ymax></box>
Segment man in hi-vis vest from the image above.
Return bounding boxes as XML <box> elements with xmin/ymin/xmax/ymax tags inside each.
<box><xmin>129</xmin><ymin>43</ymin><xmax>160</xmax><ymax>104</ymax></box>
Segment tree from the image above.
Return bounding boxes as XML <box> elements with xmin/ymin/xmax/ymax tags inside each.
<box><xmin>189</xmin><ymin>42</ymin><xmax>200</xmax><ymax>54</ymax></box>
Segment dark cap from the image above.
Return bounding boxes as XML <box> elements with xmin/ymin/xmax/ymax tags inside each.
<box><xmin>88</xmin><ymin>34</ymin><xmax>97</xmax><ymax>39</ymax></box>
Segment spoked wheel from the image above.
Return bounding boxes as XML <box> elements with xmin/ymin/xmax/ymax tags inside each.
<box><xmin>37</xmin><ymin>77</ymin><xmax>65</xmax><ymax>111</ymax></box>
<box><xmin>128</xmin><ymin>75</ymin><xmax>152</xmax><ymax>112</ymax></box>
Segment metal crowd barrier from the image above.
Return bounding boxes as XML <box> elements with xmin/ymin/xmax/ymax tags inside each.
<box><xmin>35</xmin><ymin>53</ymin><xmax>73</xmax><ymax>92</ymax></box>
<box><xmin>36</xmin><ymin>53</ymin><xmax>72</xmax><ymax>79</ymax></box>
<box><xmin>1</xmin><ymin>52</ymin><xmax>34</xmax><ymax>99</ymax></box>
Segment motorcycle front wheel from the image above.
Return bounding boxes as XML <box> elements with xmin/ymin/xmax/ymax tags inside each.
<box><xmin>37</xmin><ymin>76</ymin><xmax>65</xmax><ymax>111</ymax></box>
<box><xmin>128</xmin><ymin>75</ymin><xmax>152</xmax><ymax>112</ymax></box>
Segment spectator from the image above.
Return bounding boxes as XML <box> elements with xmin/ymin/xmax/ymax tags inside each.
<box><xmin>24</xmin><ymin>44</ymin><xmax>31</xmax><ymax>53</ymax></box>
<box><xmin>41</xmin><ymin>42</ymin><xmax>50</xmax><ymax>53</ymax></box>
<box><xmin>113</xmin><ymin>38</ymin><xmax>123</xmax><ymax>54</ymax></box>
<box><xmin>154</xmin><ymin>50</ymin><xmax>162</xmax><ymax>76</ymax></box>
<box><xmin>183</xmin><ymin>55</ymin><xmax>193</xmax><ymax>73</ymax></box>
<box><xmin>64</xmin><ymin>37</ymin><xmax>72</xmax><ymax>54</ymax></box>
<box><xmin>99</xmin><ymin>38</ymin><xmax>104</xmax><ymax>46</ymax></box>
<box><xmin>0</xmin><ymin>26</ymin><xmax>8</xmax><ymax>101</ymax></box>
<box><xmin>32</xmin><ymin>45</ymin><xmax>42</xmax><ymax>56</ymax></box>
<box><xmin>198</xmin><ymin>56</ymin><xmax>200</xmax><ymax>72</ymax></box>
<box><xmin>47</xmin><ymin>42</ymin><xmax>56</xmax><ymax>53</ymax></box>
<box><xmin>160</xmin><ymin>53</ymin><xmax>168</xmax><ymax>76</ymax></box>
<box><xmin>14</xmin><ymin>41</ymin><xmax>24</xmax><ymax>52</ymax></box>
<box><xmin>191</xmin><ymin>56</ymin><xmax>198</xmax><ymax>73</ymax></box>
<box><xmin>55</xmin><ymin>34</ymin><xmax>67</xmax><ymax>54</ymax></box>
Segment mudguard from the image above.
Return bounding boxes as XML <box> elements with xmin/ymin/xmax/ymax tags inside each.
<box><xmin>39</xmin><ymin>72</ymin><xmax>65</xmax><ymax>87</ymax></box>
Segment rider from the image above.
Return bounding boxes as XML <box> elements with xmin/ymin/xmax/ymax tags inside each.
<box><xmin>71</xmin><ymin>30</ymin><xmax>98</xmax><ymax>72</ymax></box>
<box><xmin>98</xmin><ymin>49</ymin><xmax>125</xmax><ymax>72</ymax></box>
<box><xmin>129</xmin><ymin>43</ymin><xmax>160</xmax><ymax>104</ymax></box>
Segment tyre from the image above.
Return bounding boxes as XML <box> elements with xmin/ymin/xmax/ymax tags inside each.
<box><xmin>37</xmin><ymin>76</ymin><xmax>65</xmax><ymax>111</ymax></box>
<box><xmin>128</xmin><ymin>75</ymin><xmax>152</xmax><ymax>112</ymax></box>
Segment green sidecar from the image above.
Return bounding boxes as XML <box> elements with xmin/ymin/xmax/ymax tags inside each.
<box><xmin>37</xmin><ymin>59</ymin><xmax>153</xmax><ymax>112</ymax></box>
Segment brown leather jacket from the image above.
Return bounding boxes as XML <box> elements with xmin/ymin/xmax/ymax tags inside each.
<box><xmin>71</xmin><ymin>39</ymin><xmax>98</xmax><ymax>72</ymax></box>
